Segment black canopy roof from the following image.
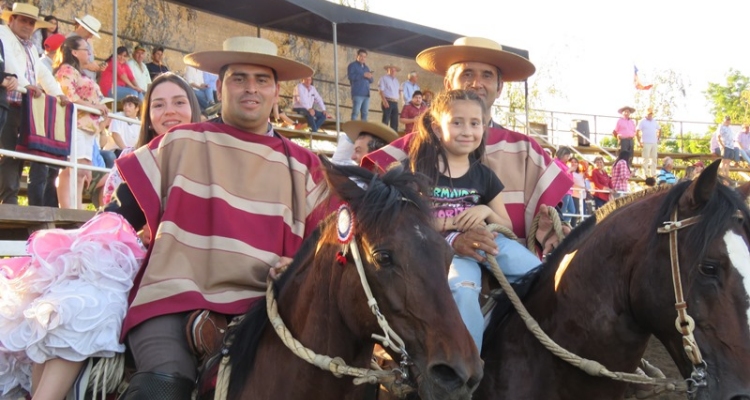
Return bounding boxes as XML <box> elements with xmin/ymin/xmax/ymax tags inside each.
<box><xmin>166</xmin><ymin>0</ymin><xmax>529</xmax><ymax>60</ymax></box>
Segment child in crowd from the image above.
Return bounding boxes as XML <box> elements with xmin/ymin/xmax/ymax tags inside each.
<box><xmin>406</xmin><ymin>89</ymin><xmax>540</xmax><ymax>351</ymax></box>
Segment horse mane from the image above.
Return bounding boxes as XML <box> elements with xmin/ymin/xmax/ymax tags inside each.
<box><xmin>593</xmin><ymin>184</ymin><xmax>671</xmax><ymax>221</ymax></box>
<box><xmin>649</xmin><ymin>180</ymin><xmax>750</xmax><ymax>269</ymax></box>
<box><xmin>219</xmin><ymin>163</ymin><xmax>433</xmax><ymax>399</ymax></box>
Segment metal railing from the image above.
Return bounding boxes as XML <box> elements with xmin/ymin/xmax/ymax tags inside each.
<box><xmin>4</xmin><ymin>88</ymin><xmax>141</xmax><ymax>208</ymax></box>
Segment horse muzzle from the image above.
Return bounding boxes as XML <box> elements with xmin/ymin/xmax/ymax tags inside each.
<box><xmin>416</xmin><ymin>361</ymin><xmax>483</xmax><ymax>400</ymax></box>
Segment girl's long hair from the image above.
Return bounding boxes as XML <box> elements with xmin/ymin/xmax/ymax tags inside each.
<box><xmin>407</xmin><ymin>89</ymin><xmax>486</xmax><ymax>184</ymax></box>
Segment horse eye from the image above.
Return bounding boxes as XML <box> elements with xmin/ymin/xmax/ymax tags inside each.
<box><xmin>372</xmin><ymin>251</ymin><xmax>394</xmax><ymax>267</ymax></box>
<box><xmin>699</xmin><ymin>262</ymin><xmax>719</xmax><ymax>277</ymax></box>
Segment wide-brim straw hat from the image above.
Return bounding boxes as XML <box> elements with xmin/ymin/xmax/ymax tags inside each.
<box><xmin>1</xmin><ymin>3</ymin><xmax>54</xmax><ymax>30</ymax></box>
<box><xmin>74</xmin><ymin>14</ymin><xmax>101</xmax><ymax>38</ymax></box>
<box><xmin>618</xmin><ymin>106</ymin><xmax>636</xmax><ymax>114</ymax></box>
<box><xmin>383</xmin><ymin>64</ymin><xmax>401</xmax><ymax>72</ymax></box>
<box><xmin>184</xmin><ymin>36</ymin><xmax>313</xmax><ymax>81</ymax></box>
<box><xmin>343</xmin><ymin>120</ymin><xmax>399</xmax><ymax>144</ymax></box>
<box><xmin>416</xmin><ymin>37</ymin><xmax>535</xmax><ymax>82</ymax></box>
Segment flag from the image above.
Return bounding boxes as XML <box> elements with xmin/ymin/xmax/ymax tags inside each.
<box><xmin>634</xmin><ymin>65</ymin><xmax>653</xmax><ymax>90</ymax></box>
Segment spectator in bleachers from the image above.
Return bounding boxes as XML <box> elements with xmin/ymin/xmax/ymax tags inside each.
<box><xmin>185</xmin><ymin>65</ymin><xmax>213</xmax><ymax>111</ymax></box>
<box><xmin>590</xmin><ymin>156</ymin><xmax>613</xmax><ymax>208</ymax></box>
<box><xmin>422</xmin><ymin>89</ymin><xmax>434</xmax><ymax>107</ymax></box>
<box><xmin>569</xmin><ymin>157</ymin><xmax>586</xmax><ymax>226</ymax></box>
<box><xmin>344</xmin><ymin>120</ymin><xmax>398</xmax><ymax>165</ymax></box>
<box><xmin>0</xmin><ymin>31</ymin><xmax>17</xmax><ymax>134</ymax></box>
<box><xmin>128</xmin><ymin>45</ymin><xmax>152</xmax><ymax>94</ymax></box>
<box><xmin>271</xmin><ymin>102</ymin><xmax>294</xmax><ymax>127</ymax></box>
<box><xmin>54</xmin><ymin>35</ymin><xmax>109</xmax><ymax>209</ymax></box>
<box><xmin>146</xmin><ymin>46</ymin><xmax>169</xmax><ymax>80</ymax></box>
<box><xmin>203</xmin><ymin>70</ymin><xmax>218</xmax><ymax>103</ymax></box>
<box><xmin>636</xmin><ymin>108</ymin><xmax>660</xmax><ymax>177</ymax></box>
<box><xmin>399</xmin><ymin>90</ymin><xmax>426</xmax><ymax>134</ymax></box>
<box><xmin>680</xmin><ymin>165</ymin><xmax>696</xmax><ymax>182</ymax></box>
<box><xmin>99</xmin><ymin>46</ymin><xmax>145</xmax><ymax>101</ymax></box>
<box><xmin>68</xmin><ymin>14</ymin><xmax>103</xmax><ymax>81</ymax></box>
<box><xmin>38</xmin><ymin>32</ymin><xmax>64</xmax><ymax>72</ymax></box>
<box><xmin>401</xmin><ymin>70</ymin><xmax>419</xmax><ymax>105</ymax></box>
<box><xmin>553</xmin><ymin>146</ymin><xmax>574</xmax><ymax>222</ymax></box>
<box><xmin>378</xmin><ymin>64</ymin><xmax>401</xmax><ymax>131</ymax></box>
<box><xmin>0</xmin><ymin>3</ymin><xmax>68</xmax><ymax>205</ymax></box>
<box><xmin>101</xmin><ymin>73</ymin><xmax>201</xmax><ymax>206</ymax></box>
<box><xmin>613</xmin><ymin>106</ymin><xmax>636</xmax><ymax>163</ymax></box>
<box><xmin>103</xmin><ymin>95</ymin><xmax>141</xmax><ymax>157</ymax></box>
<box><xmin>655</xmin><ymin>156</ymin><xmax>677</xmax><ymax>185</ymax></box>
<box><xmin>693</xmin><ymin>160</ymin><xmax>705</xmax><ymax>176</ymax></box>
<box><xmin>736</xmin><ymin>124</ymin><xmax>750</xmax><ymax>166</ymax></box>
<box><xmin>347</xmin><ymin>48</ymin><xmax>373</xmax><ymax>121</ymax></box>
<box><xmin>292</xmin><ymin>76</ymin><xmax>330</xmax><ymax>132</ymax></box>
<box><xmin>30</xmin><ymin>14</ymin><xmax>57</xmax><ymax>56</ymax></box>
<box><xmin>610</xmin><ymin>150</ymin><xmax>631</xmax><ymax>198</ymax></box>
<box><xmin>717</xmin><ymin>115</ymin><xmax>735</xmax><ymax>176</ymax></box>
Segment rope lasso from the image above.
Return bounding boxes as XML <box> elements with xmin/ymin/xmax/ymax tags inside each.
<box><xmin>484</xmin><ymin>223</ymin><xmax>688</xmax><ymax>396</ymax></box>
<box><xmin>526</xmin><ymin>206</ymin><xmax>567</xmax><ymax>254</ymax></box>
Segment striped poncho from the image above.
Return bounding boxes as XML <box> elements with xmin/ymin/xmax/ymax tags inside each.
<box><xmin>116</xmin><ymin>122</ymin><xmax>326</xmax><ymax>337</ymax></box>
<box><xmin>362</xmin><ymin>125</ymin><xmax>573</xmax><ymax>241</ymax></box>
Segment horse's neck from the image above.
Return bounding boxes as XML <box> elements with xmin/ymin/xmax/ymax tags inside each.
<box><xmin>524</xmin><ymin>215</ymin><xmax>651</xmax><ymax>369</ymax></box>
<box><xmin>248</xmin><ymin>251</ymin><xmax>372</xmax><ymax>398</ymax></box>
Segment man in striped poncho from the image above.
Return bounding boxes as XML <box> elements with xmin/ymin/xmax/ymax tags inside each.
<box><xmin>106</xmin><ymin>37</ymin><xmax>326</xmax><ymax>398</ymax></box>
<box><xmin>363</xmin><ymin>37</ymin><xmax>573</xmax><ymax>262</ymax></box>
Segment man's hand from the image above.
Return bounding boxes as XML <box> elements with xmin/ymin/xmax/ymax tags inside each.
<box><xmin>364</xmin><ymin>72</ymin><xmax>372</xmax><ymax>79</ymax></box>
<box><xmin>2</xmin><ymin>76</ymin><xmax>17</xmax><ymax>92</ymax></box>
<box><xmin>452</xmin><ymin>226</ymin><xmax>498</xmax><ymax>262</ymax></box>
<box><xmin>270</xmin><ymin>256</ymin><xmax>293</xmax><ymax>280</ymax></box>
<box><xmin>57</xmin><ymin>95</ymin><xmax>71</xmax><ymax>106</ymax></box>
<box><xmin>25</xmin><ymin>85</ymin><xmax>43</xmax><ymax>98</ymax></box>
<box><xmin>382</xmin><ymin>100</ymin><xmax>389</xmax><ymax>108</ymax></box>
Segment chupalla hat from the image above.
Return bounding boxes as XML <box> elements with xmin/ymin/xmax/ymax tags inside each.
<box><xmin>1</xmin><ymin>3</ymin><xmax>54</xmax><ymax>30</ymax></box>
<box><xmin>343</xmin><ymin>121</ymin><xmax>399</xmax><ymax>144</ymax></box>
<box><xmin>184</xmin><ymin>36</ymin><xmax>313</xmax><ymax>81</ymax></box>
<box><xmin>416</xmin><ymin>37</ymin><xmax>535</xmax><ymax>82</ymax></box>
<box><xmin>74</xmin><ymin>14</ymin><xmax>102</xmax><ymax>38</ymax></box>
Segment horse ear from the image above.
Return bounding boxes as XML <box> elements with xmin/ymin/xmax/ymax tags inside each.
<box><xmin>318</xmin><ymin>155</ymin><xmax>366</xmax><ymax>203</ymax></box>
<box><xmin>682</xmin><ymin>159</ymin><xmax>720</xmax><ymax>209</ymax></box>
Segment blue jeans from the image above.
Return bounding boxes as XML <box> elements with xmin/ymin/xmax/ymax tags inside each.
<box><xmin>449</xmin><ymin>234</ymin><xmax>541</xmax><ymax>352</ymax></box>
<box><xmin>561</xmin><ymin>194</ymin><xmax>575</xmax><ymax>223</ymax></box>
<box><xmin>293</xmin><ymin>108</ymin><xmax>327</xmax><ymax>132</ymax></box>
<box><xmin>108</xmin><ymin>86</ymin><xmax>143</xmax><ymax>102</ymax></box>
<box><xmin>193</xmin><ymin>88</ymin><xmax>213</xmax><ymax>110</ymax></box>
<box><xmin>735</xmin><ymin>147</ymin><xmax>750</xmax><ymax>164</ymax></box>
<box><xmin>351</xmin><ymin>96</ymin><xmax>369</xmax><ymax>120</ymax></box>
<box><xmin>381</xmin><ymin>100</ymin><xmax>399</xmax><ymax>131</ymax></box>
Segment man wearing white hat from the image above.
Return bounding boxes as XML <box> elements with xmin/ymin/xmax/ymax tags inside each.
<box><xmin>0</xmin><ymin>3</ymin><xmax>67</xmax><ymax>205</ymax></box>
<box><xmin>344</xmin><ymin>120</ymin><xmax>399</xmax><ymax>165</ymax></box>
<box><xmin>107</xmin><ymin>36</ymin><xmax>326</xmax><ymax>398</ymax></box>
<box><xmin>69</xmin><ymin>14</ymin><xmax>103</xmax><ymax>80</ymax></box>
<box><xmin>363</xmin><ymin>37</ymin><xmax>572</xmax><ymax>258</ymax></box>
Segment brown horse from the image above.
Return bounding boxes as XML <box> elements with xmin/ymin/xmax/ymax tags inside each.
<box><xmin>475</xmin><ymin>160</ymin><xmax>750</xmax><ymax>399</ymax></box>
<box><xmin>205</xmin><ymin>160</ymin><xmax>483</xmax><ymax>400</ymax></box>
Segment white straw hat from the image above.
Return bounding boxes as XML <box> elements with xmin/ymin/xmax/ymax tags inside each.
<box><xmin>74</xmin><ymin>14</ymin><xmax>102</xmax><ymax>38</ymax></box>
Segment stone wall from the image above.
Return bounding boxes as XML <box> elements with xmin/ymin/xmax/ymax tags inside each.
<box><xmin>24</xmin><ymin>0</ymin><xmax>442</xmax><ymax>125</ymax></box>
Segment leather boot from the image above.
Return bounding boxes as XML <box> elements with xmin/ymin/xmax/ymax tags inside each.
<box><xmin>119</xmin><ymin>371</ymin><xmax>194</xmax><ymax>400</ymax></box>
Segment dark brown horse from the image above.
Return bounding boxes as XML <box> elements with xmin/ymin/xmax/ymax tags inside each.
<box><xmin>206</xmin><ymin>160</ymin><xmax>483</xmax><ymax>400</ymax></box>
<box><xmin>475</xmin><ymin>161</ymin><xmax>750</xmax><ymax>399</ymax></box>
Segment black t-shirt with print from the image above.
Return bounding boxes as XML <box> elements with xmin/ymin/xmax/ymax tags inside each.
<box><xmin>430</xmin><ymin>161</ymin><xmax>504</xmax><ymax>219</ymax></box>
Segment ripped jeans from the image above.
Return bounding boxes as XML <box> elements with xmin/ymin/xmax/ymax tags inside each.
<box><xmin>448</xmin><ymin>234</ymin><xmax>541</xmax><ymax>352</ymax></box>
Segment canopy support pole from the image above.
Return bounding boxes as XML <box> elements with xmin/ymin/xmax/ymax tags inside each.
<box><xmin>332</xmin><ymin>22</ymin><xmax>341</xmax><ymax>135</ymax></box>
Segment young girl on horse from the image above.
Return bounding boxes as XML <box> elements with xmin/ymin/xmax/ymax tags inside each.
<box><xmin>406</xmin><ymin>89</ymin><xmax>541</xmax><ymax>352</ymax></box>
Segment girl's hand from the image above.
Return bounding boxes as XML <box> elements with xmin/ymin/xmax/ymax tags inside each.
<box><xmin>454</xmin><ymin>205</ymin><xmax>492</xmax><ymax>232</ymax></box>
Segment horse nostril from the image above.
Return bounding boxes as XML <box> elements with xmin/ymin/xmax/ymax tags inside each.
<box><xmin>429</xmin><ymin>363</ymin><xmax>467</xmax><ymax>392</ymax></box>
<box><xmin>730</xmin><ymin>396</ymin><xmax>750</xmax><ymax>400</ymax></box>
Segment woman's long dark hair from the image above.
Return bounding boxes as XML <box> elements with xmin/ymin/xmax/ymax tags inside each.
<box><xmin>41</xmin><ymin>15</ymin><xmax>58</xmax><ymax>43</ymax></box>
<box><xmin>407</xmin><ymin>89</ymin><xmax>486</xmax><ymax>184</ymax></box>
<box><xmin>53</xmin><ymin>35</ymin><xmax>85</xmax><ymax>75</ymax></box>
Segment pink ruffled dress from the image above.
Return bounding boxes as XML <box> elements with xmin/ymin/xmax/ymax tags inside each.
<box><xmin>0</xmin><ymin>213</ymin><xmax>145</xmax><ymax>397</ymax></box>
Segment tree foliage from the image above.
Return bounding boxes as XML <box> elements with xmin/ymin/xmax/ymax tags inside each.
<box><xmin>704</xmin><ymin>69</ymin><xmax>750</xmax><ymax>125</ymax></box>
<box><xmin>338</xmin><ymin>0</ymin><xmax>369</xmax><ymax>11</ymax></box>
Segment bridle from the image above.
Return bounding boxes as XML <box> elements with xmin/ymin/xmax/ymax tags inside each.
<box><xmin>656</xmin><ymin>209</ymin><xmax>708</xmax><ymax>394</ymax></box>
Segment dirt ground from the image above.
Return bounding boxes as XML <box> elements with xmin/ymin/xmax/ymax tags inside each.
<box><xmin>640</xmin><ymin>337</ymin><xmax>685</xmax><ymax>400</ymax></box>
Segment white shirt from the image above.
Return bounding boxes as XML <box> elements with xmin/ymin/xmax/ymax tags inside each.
<box><xmin>637</xmin><ymin>118</ymin><xmax>660</xmax><ymax>144</ymax></box>
<box><xmin>0</xmin><ymin>25</ymin><xmax>63</xmax><ymax>98</ymax></box>
<box><xmin>184</xmin><ymin>66</ymin><xmax>204</xmax><ymax>87</ymax></box>
<box><xmin>105</xmin><ymin>112</ymin><xmax>141</xmax><ymax>150</ymax></box>
<box><xmin>127</xmin><ymin>59</ymin><xmax>152</xmax><ymax>91</ymax></box>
